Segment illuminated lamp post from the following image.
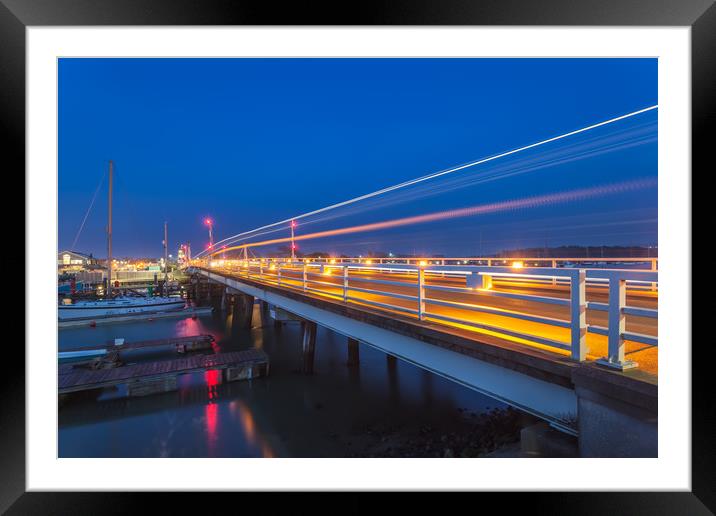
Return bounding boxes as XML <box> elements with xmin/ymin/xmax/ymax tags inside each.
<box><xmin>290</xmin><ymin>220</ymin><xmax>297</xmax><ymax>261</ymax></box>
<box><xmin>204</xmin><ymin>217</ymin><xmax>214</xmax><ymax>249</ymax></box>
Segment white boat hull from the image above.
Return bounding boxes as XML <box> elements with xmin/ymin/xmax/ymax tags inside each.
<box><xmin>58</xmin><ymin>349</ymin><xmax>107</xmax><ymax>361</ymax></box>
<box><xmin>58</xmin><ymin>298</ymin><xmax>186</xmax><ymax>321</ymax></box>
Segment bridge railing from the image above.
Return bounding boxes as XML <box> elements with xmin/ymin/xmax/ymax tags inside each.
<box><xmin>288</xmin><ymin>255</ymin><xmax>658</xmax><ymax>268</ymax></box>
<box><xmin>194</xmin><ymin>259</ymin><xmax>657</xmax><ymax>370</ymax></box>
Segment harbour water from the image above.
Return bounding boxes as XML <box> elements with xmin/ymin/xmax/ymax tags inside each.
<box><xmin>58</xmin><ymin>304</ymin><xmax>513</xmax><ymax>458</ymax></box>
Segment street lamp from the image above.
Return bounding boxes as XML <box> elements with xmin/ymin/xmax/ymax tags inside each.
<box><xmin>204</xmin><ymin>217</ymin><xmax>214</xmax><ymax>249</ymax></box>
<box><xmin>290</xmin><ymin>220</ymin><xmax>297</xmax><ymax>261</ymax></box>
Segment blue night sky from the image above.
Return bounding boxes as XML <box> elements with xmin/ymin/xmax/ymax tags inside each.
<box><xmin>58</xmin><ymin>58</ymin><xmax>657</xmax><ymax>258</ymax></box>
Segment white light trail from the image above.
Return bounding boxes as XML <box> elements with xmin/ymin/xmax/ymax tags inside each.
<box><xmin>198</xmin><ymin>105</ymin><xmax>657</xmax><ymax>257</ymax></box>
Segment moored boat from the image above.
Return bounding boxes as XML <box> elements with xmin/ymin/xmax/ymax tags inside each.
<box><xmin>60</xmin><ymin>160</ymin><xmax>184</xmax><ymax>322</ymax></box>
<box><xmin>58</xmin><ymin>296</ymin><xmax>185</xmax><ymax>321</ymax></box>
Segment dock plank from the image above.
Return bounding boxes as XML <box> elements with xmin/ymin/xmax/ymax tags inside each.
<box><xmin>58</xmin><ymin>348</ymin><xmax>268</xmax><ymax>394</ymax></box>
<box><xmin>61</xmin><ymin>334</ymin><xmax>215</xmax><ymax>353</ymax></box>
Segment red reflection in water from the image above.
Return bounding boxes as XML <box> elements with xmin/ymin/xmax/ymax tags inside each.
<box><xmin>177</xmin><ymin>317</ymin><xmax>222</xmax><ymax>351</ymax></box>
<box><xmin>204</xmin><ymin>370</ymin><xmax>222</xmax><ymax>455</ymax></box>
<box><xmin>178</xmin><ymin>316</ymin><xmax>200</xmax><ymax>337</ymax></box>
<box><xmin>205</xmin><ymin>402</ymin><xmax>218</xmax><ymax>436</ymax></box>
<box><xmin>205</xmin><ymin>369</ymin><xmax>221</xmax><ymax>400</ymax></box>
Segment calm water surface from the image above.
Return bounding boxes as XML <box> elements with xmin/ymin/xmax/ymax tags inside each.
<box><xmin>58</xmin><ymin>305</ymin><xmax>505</xmax><ymax>457</ymax></box>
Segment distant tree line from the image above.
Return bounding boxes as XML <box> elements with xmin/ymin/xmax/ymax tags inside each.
<box><xmin>495</xmin><ymin>246</ymin><xmax>657</xmax><ymax>258</ymax></box>
<box><xmin>256</xmin><ymin>245</ymin><xmax>657</xmax><ymax>259</ymax></box>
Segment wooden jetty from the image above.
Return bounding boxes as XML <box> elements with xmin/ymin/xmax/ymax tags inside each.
<box><xmin>60</xmin><ymin>334</ymin><xmax>216</xmax><ymax>355</ymax></box>
<box><xmin>58</xmin><ymin>348</ymin><xmax>269</xmax><ymax>396</ymax></box>
<box><xmin>58</xmin><ymin>306</ymin><xmax>214</xmax><ymax>329</ymax></box>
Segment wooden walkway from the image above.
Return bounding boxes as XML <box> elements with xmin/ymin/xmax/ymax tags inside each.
<box><xmin>58</xmin><ymin>306</ymin><xmax>214</xmax><ymax>329</ymax></box>
<box><xmin>58</xmin><ymin>348</ymin><xmax>269</xmax><ymax>394</ymax></box>
<box><xmin>61</xmin><ymin>334</ymin><xmax>215</xmax><ymax>354</ymax></box>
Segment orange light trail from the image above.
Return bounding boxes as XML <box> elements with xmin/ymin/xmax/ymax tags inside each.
<box><xmin>208</xmin><ymin>178</ymin><xmax>655</xmax><ymax>256</ymax></box>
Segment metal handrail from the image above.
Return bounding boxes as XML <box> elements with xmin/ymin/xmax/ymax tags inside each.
<box><xmin>193</xmin><ymin>259</ymin><xmax>658</xmax><ymax>370</ymax></box>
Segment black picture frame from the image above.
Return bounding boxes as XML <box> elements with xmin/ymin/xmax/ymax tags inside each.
<box><xmin>3</xmin><ymin>0</ymin><xmax>709</xmax><ymax>512</ymax></box>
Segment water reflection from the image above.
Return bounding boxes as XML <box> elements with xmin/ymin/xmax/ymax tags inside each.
<box><xmin>205</xmin><ymin>402</ymin><xmax>218</xmax><ymax>456</ymax></box>
<box><xmin>59</xmin><ymin>307</ymin><xmax>503</xmax><ymax>457</ymax></box>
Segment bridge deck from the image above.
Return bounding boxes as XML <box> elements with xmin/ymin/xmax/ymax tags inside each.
<box><xmin>208</xmin><ymin>266</ymin><xmax>658</xmax><ymax>378</ymax></box>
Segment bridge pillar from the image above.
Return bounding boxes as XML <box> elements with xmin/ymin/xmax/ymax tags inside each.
<box><xmin>301</xmin><ymin>320</ymin><xmax>317</xmax><ymax>374</ymax></box>
<box><xmin>232</xmin><ymin>293</ymin><xmax>254</xmax><ymax>329</ymax></box>
<box><xmin>386</xmin><ymin>354</ymin><xmax>397</xmax><ymax>370</ymax></box>
<box><xmin>192</xmin><ymin>278</ymin><xmax>199</xmax><ymax>302</ymax></box>
<box><xmin>211</xmin><ymin>283</ymin><xmax>219</xmax><ymax>305</ymax></box>
<box><xmin>572</xmin><ymin>367</ymin><xmax>657</xmax><ymax>457</ymax></box>
<box><xmin>204</xmin><ymin>282</ymin><xmax>214</xmax><ymax>304</ymax></box>
<box><xmin>346</xmin><ymin>338</ymin><xmax>360</xmax><ymax>367</ymax></box>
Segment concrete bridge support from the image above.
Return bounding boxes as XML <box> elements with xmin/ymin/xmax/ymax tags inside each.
<box><xmin>205</xmin><ymin>282</ymin><xmax>217</xmax><ymax>306</ymax></box>
<box><xmin>346</xmin><ymin>338</ymin><xmax>360</xmax><ymax>367</ymax></box>
<box><xmin>301</xmin><ymin>321</ymin><xmax>317</xmax><ymax>374</ymax></box>
<box><xmin>231</xmin><ymin>292</ymin><xmax>255</xmax><ymax>330</ymax></box>
<box><xmin>386</xmin><ymin>354</ymin><xmax>397</xmax><ymax>370</ymax></box>
<box><xmin>258</xmin><ymin>300</ymin><xmax>269</xmax><ymax>326</ymax></box>
<box><xmin>192</xmin><ymin>278</ymin><xmax>200</xmax><ymax>302</ymax></box>
<box><xmin>572</xmin><ymin>368</ymin><xmax>657</xmax><ymax>457</ymax></box>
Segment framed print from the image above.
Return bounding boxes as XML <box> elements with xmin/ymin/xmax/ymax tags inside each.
<box><xmin>3</xmin><ymin>0</ymin><xmax>711</xmax><ymax>511</ymax></box>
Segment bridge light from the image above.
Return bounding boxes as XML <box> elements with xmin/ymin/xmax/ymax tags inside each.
<box><xmin>329</xmin><ymin>259</ymin><xmax>336</xmax><ymax>264</ymax></box>
<box><xmin>512</xmin><ymin>261</ymin><xmax>524</xmax><ymax>269</ymax></box>
<box><xmin>366</xmin><ymin>259</ymin><xmax>373</xmax><ymax>265</ymax></box>
<box><xmin>419</xmin><ymin>260</ymin><xmax>427</xmax><ymax>267</ymax></box>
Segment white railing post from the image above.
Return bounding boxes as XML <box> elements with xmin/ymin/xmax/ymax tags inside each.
<box><xmin>482</xmin><ymin>273</ymin><xmax>493</xmax><ymax>290</ymax></box>
<box><xmin>302</xmin><ymin>263</ymin><xmax>308</xmax><ymax>292</ymax></box>
<box><xmin>342</xmin><ymin>266</ymin><xmax>349</xmax><ymax>302</ymax></box>
<box><xmin>418</xmin><ymin>267</ymin><xmax>426</xmax><ymax>321</ymax></box>
<box><xmin>570</xmin><ymin>269</ymin><xmax>587</xmax><ymax>361</ymax></box>
<box><xmin>466</xmin><ymin>272</ymin><xmax>480</xmax><ymax>289</ymax></box>
<box><xmin>552</xmin><ymin>259</ymin><xmax>557</xmax><ymax>286</ymax></box>
<box><xmin>597</xmin><ymin>272</ymin><xmax>637</xmax><ymax>370</ymax></box>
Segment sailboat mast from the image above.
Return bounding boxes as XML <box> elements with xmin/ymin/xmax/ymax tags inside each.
<box><xmin>107</xmin><ymin>160</ymin><xmax>113</xmax><ymax>295</ymax></box>
<box><xmin>164</xmin><ymin>221</ymin><xmax>169</xmax><ymax>292</ymax></box>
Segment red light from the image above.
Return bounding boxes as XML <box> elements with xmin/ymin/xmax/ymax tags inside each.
<box><xmin>291</xmin><ymin>220</ymin><xmax>297</xmax><ymax>228</ymax></box>
<box><xmin>204</xmin><ymin>218</ymin><xmax>213</xmax><ymax>226</ymax></box>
